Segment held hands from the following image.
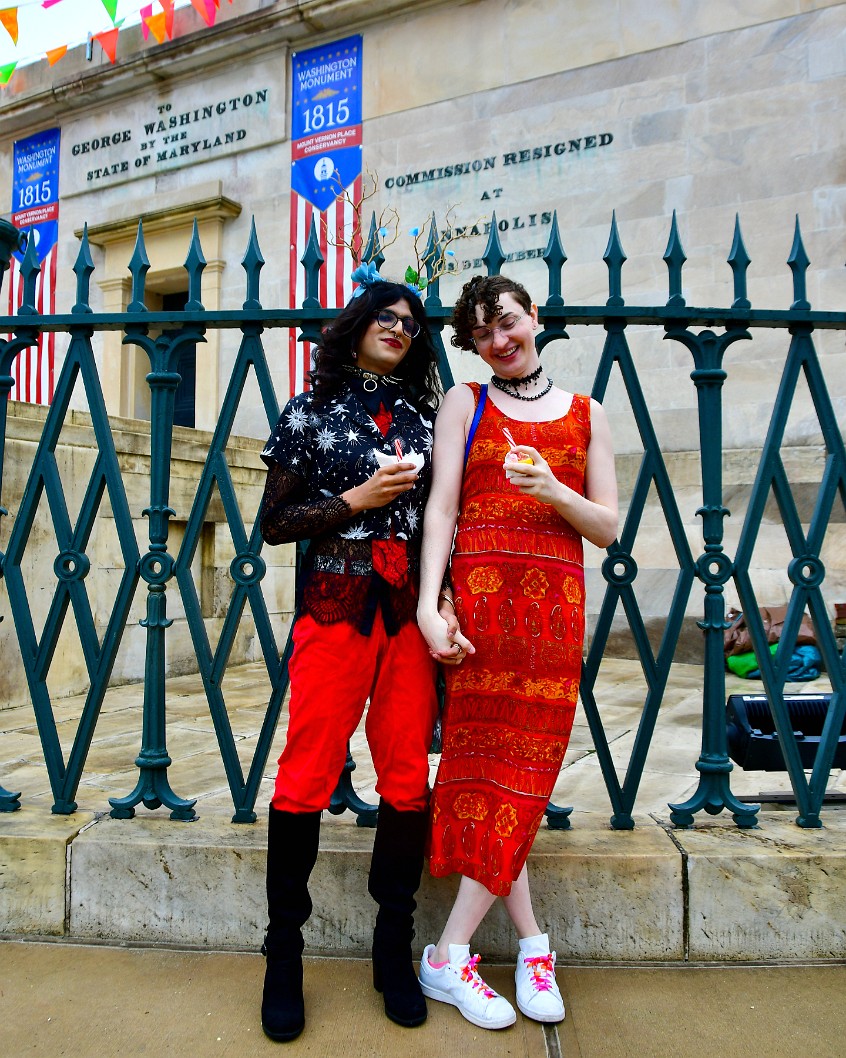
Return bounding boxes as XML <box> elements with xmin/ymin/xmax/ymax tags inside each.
<box><xmin>344</xmin><ymin>462</ymin><xmax>418</xmax><ymax>513</ymax></box>
<box><xmin>504</xmin><ymin>445</ymin><xmax>563</xmax><ymax>505</ymax></box>
<box><xmin>418</xmin><ymin>605</ymin><xmax>475</xmax><ymax>666</ymax></box>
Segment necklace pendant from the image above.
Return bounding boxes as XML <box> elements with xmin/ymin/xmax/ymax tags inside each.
<box><xmin>363</xmin><ymin>377</ymin><xmax>378</xmax><ymax>393</ymax></box>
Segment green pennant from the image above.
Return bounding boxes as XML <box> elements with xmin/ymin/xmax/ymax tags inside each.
<box><xmin>0</xmin><ymin>61</ymin><xmax>17</xmax><ymax>86</ymax></box>
<box><xmin>100</xmin><ymin>0</ymin><xmax>120</xmax><ymax>24</ymax></box>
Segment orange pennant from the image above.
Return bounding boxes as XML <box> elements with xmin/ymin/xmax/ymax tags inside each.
<box><xmin>159</xmin><ymin>0</ymin><xmax>175</xmax><ymax>38</ymax></box>
<box><xmin>188</xmin><ymin>0</ymin><xmax>215</xmax><ymax>27</ymax></box>
<box><xmin>143</xmin><ymin>12</ymin><xmax>167</xmax><ymax>44</ymax></box>
<box><xmin>95</xmin><ymin>26</ymin><xmax>120</xmax><ymax>63</ymax></box>
<box><xmin>46</xmin><ymin>45</ymin><xmax>68</xmax><ymax>66</ymax></box>
<box><xmin>0</xmin><ymin>8</ymin><xmax>19</xmax><ymax>46</ymax></box>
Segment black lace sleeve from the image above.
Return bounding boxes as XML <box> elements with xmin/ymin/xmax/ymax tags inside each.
<box><xmin>259</xmin><ymin>462</ymin><xmax>352</xmax><ymax>546</ymax></box>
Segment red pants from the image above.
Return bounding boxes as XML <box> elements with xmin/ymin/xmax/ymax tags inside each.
<box><xmin>271</xmin><ymin>612</ymin><xmax>438</xmax><ymax>814</ymax></box>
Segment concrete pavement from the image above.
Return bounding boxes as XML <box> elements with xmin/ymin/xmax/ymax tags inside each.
<box><xmin>2</xmin><ymin>939</ymin><xmax>845</xmax><ymax>1058</ymax></box>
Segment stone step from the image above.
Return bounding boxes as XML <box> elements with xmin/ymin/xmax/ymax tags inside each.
<box><xmin>3</xmin><ymin>805</ymin><xmax>845</xmax><ymax>963</ymax></box>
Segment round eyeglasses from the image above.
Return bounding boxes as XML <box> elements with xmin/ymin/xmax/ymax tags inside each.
<box><xmin>470</xmin><ymin>310</ymin><xmax>528</xmax><ymax>348</ymax></box>
<box><xmin>373</xmin><ymin>309</ymin><xmax>421</xmax><ymax>340</ymax></box>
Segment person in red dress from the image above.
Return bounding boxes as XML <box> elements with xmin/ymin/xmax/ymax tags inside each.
<box><xmin>416</xmin><ymin>274</ymin><xmax>619</xmax><ymax>1030</ymax></box>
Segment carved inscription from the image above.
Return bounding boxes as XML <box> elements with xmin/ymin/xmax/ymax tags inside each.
<box><xmin>67</xmin><ymin>89</ymin><xmax>270</xmax><ymax>185</ymax></box>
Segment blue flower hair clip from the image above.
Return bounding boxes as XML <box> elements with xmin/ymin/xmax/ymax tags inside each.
<box><xmin>350</xmin><ymin>258</ymin><xmax>426</xmax><ymax>300</ymax></box>
<box><xmin>350</xmin><ymin>260</ymin><xmax>384</xmax><ymax>298</ymax></box>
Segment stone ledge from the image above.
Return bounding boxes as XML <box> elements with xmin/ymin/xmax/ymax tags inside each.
<box><xmin>62</xmin><ymin>812</ymin><xmax>686</xmax><ymax>959</ymax></box>
<box><xmin>659</xmin><ymin>813</ymin><xmax>846</xmax><ymax>961</ymax></box>
<box><xmin>0</xmin><ymin>809</ymin><xmax>96</xmax><ymax>935</ymax></box>
<box><xmin>4</xmin><ymin>807</ymin><xmax>846</xmax><ymax>961</ymax></box>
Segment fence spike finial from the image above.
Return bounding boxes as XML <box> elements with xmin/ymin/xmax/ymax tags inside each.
<box><xmin>241</xmin><ymin>216</ymin><xmax>265</xmax><ymax>311</ymax></box>
<box><xmin>481</xmin><ymin>212</ymin><xmax>505</xmax><ymax>276</ymax></box>
<box><xmin>184</xmin><ymin>219</ymin><xmax>207</xmax><ymax>312</ymax></box>
<box><xmin>17</xmin><ymin>226</ymin><xmax>41</xmax><ymax>316</ymax></box>
<box><xmin>361</xmin><ymin>213</ymin><xmax>386</xmax><ymax>272</ymax></box>
<box><xmin>543</xmin><ymin>210</ymin><xmax>567</xmax><ymax>307</ymax></box>
<box><xmin>663</xmin><ymin>209</ymin><xmax>687</xmax><ymax>307</ymax></box>
<box><xmin>787</xmin><ymin>214</ymin><xmax>810</xmax><ymax>311</ymax></box>
<box><xmin>127</xmin><ymin>219</ymin><xmax>150</xmax><ymax>313</ymax></box>
<box><xmin>72</xmin><ymin>224</ymin><xmax>95</xmax><ymax>315</ymax></box>
<box><xmin>604</xmin><ymin>210</ymin><xmax>626</xmax><ymax>308</ymax></box>
<box><xmin>728</xmin><ymin>213</ymin><xmax>751</xmax><ymax>312</ymax></box>
<box><xmin>301</xmin><ymin>215</ymin><xmax>325</xmax><ymax>308</ymax></box>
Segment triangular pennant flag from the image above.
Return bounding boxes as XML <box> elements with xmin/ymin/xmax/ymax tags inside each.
<box><xmin>42</xmin><ymin>0</ymin><xmax>65</xmax><ymax>7</ymax></box>
<box><xmin>140</xmin><ymin>4</ymin><xmax>152</xmax><ymax>39</ymax></box>
<box><xmin>0</xmin><ymin>60</ymin><xmax>16</xmax><ymax>85</ymax></box>
<box><xmin>100</xmin><ymin>0</ymin><xmax>119</xmax><ymax>23</ymax></box>
<box><xmin>188</xmin><ymin>0</ymin><xmax>215</xmax><ymax>27</ymax></box>
<box><xmin>0</xmin><ymin>8</ymin><xmax>19</xmax><ymax>46</ymax></box>
<box><xmin>95</xmin><ymin>26</ymin><xmax>120</xmax><ymax>62</ymax></box>
<box><xmin>46</xmin><ymin>45</ymin><xmax>68</xmax><ymax>66</ymax></box>
<box><xmin>159</xmin><ymin>0</ymin><xmax>174</xmax><ymax>38</ymax></box>
<box><xmin>143</xmin><ymin>12</ymin><xmax>167</xmax><ymax>44</ymax></box>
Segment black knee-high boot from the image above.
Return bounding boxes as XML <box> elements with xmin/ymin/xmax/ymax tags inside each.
<box><xmin>368</xmin><ymin>800</ymin><xmax>429</xmax><ymax>1027</ymax></box>
<box><xmin>261</xmin><ymin>807</ymin><xmax>321</xmax><ymax>1042</ymax></box>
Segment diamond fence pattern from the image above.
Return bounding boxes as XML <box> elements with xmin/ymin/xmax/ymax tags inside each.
<box><xmin>0</xmin><ymin>212</ymin><xmax>843</xmax><ymax>829</ymax></box>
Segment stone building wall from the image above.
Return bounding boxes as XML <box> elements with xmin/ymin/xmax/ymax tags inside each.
<box><xmin>0</xmin><ymin>0</ymin><xmax>843</xmax><ymax>443</ymax></box>
<box><xmin>0</xmin><ymin>0</ymin><xmax>844</xmax><ymax>703</ymax></box>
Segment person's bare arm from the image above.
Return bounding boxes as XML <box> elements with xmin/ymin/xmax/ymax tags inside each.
<box><xmin>417</xmin><ymin>384</ymin><xmax>476</xmax><ymax>659</ymax></box>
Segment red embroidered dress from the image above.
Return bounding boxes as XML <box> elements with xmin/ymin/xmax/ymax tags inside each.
<box><xmin>428</xmin><ymin>385</ymin><xmax>592</xmax><ymax>896</ymax></box>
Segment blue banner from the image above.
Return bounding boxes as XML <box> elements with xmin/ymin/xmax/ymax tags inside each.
<box><xmin>11</xmin><ymin>127</ymin><xmax>61</xmax><ymax>265</ymax></box>
<box><xmin>290</xmin><ymin>34</ymin><xmax>362</xmax><ymax>212</ymax></box>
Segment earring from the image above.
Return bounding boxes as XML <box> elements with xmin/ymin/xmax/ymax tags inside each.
<box><xmin>351</xmin><ymin>344</ymin><xmax>358</xmax><ymax>361</ymax></box>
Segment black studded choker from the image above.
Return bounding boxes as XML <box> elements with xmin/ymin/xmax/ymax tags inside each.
<box><xmin>343</xmin><ymin>364</ymin><xmax>401</xmax><ymax>393</ymax></box>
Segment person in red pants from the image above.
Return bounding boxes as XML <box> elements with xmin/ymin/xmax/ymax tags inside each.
<box><xmin>258</xmin><ymin>272</ymin><xmax>441</xmax><ymax>1042</ymax></box>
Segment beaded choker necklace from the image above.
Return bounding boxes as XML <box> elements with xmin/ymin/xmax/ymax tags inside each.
<box><xmin>501</xmin><ymin>363</ymin><xmax>544</xmax><ymax>387</ymax></box>
<box><xmin>343</xmin><ymin>364</ymin><xmax>402</xmax><ymax>393</ymax></box>
<box><xmin>490</xmin><ymin>373</ymin><xmax>553</xmax><ymax>402</ymax></box>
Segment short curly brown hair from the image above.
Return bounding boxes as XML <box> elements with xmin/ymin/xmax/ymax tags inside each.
<box><xmin>450</xmin><ymin>274</ymin><xmax>533</xmax><ymax>352</ymax></box>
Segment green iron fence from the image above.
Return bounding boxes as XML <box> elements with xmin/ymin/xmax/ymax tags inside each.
<box><xmin>0</xmin><ymin>211</ymin><xmax>844</xmax><ymax>830</ymax></box>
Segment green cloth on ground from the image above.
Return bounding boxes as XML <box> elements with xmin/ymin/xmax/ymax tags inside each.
<box><xmin>726</xmin><ymin>643</ymin><xmax>778</xmax><ymax>678</ymax></box>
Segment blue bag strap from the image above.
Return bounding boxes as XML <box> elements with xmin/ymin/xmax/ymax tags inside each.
<box><xmin>463</xmin><ymin>384</ymin><xmax>487</xmax><ymax>466</ymax></box>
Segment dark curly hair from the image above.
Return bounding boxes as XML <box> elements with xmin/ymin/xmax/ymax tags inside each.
<box><xmin>308</xmin><ymin>281</ymin><xmax>441</xmax><ymax>410</ymax></box>
<box><xmin>450</xmin><ymin>274</ymin><xmax>533</xmax><ymax>353</ymax></box>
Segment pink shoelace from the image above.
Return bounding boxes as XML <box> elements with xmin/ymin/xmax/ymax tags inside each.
<box><xmin>524</xmin><ymin>953</ymin><xmax>556</xmax><ymax>992</ymax></box>
<box><xmin>460</xmin><ymin>954</ymin><xmax>496</xmax><ymax>999</ymax></box>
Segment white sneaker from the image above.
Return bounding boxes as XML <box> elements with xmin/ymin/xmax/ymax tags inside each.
<box><xmin>419</xmin><ymin>943</ymin><xmax>516</xmax><ymax>1030</ymax></box>
<box><xmin>515</xmin><ymin>934</ymin><xmax>565</xmax><ymax>1023</ymax></box>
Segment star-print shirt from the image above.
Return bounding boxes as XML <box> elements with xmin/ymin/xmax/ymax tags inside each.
<box><xmin>260</xmin><ymin>385</ymin><xmax>435</xmax><ymax>635</ymax></box>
